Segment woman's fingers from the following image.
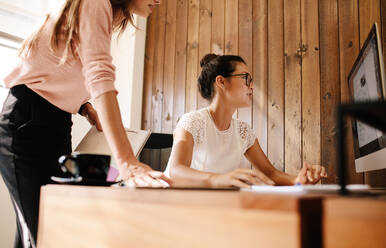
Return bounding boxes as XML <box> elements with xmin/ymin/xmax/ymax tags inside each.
<box><xmin>306</xmin><ymin>169</ymin><xmax>314</xmax><ymax>183</ymax></box>
<box><xmin>148</xmin><ymin>170</ymin><xmax>172</xmax><ymax>186</ymax></box>
<box><xmin>234</xmin><ymin>173</ymin><xmax>260</xmax><ymax>185</ymax></box>
<box><xmin>94</xmin><ymin>114</ymin><xmax>103</xmax><ymax>131</ymax></box>
<box><xmin>133</xmin><ymin>176</ymin><xmax>150</xmax><ymax>187</ymax></box>
<box><xmin>321</xmin><ymin>166</ymin><xmax>327</xmax><ymax>177</ymax></box>
<box><xmin>84</xmin><ymin>105</ymin><xmax>103</xmax><ymax>131</ymax></box>
<box><xmin>123</xmin><ymin>178</ymin><xmax>136</xmax><ymax>187</ymax></box>
<box><xmin>235</xmin><ymin>168</ymin><xmax>274</xmax><ymax>185</ymax></box>
<box><xmin>118</xmin><ymin>160</ymin><xmax>172</xmax><ymax>188</ymax></box>
<box><xmin>134</xmin><ymin>171</ymin><xmax>171</xmax><ymax>187</ymax></box>
<box><xmin>314</xmin><ymin>165</ymin><xmax>321</xmax><ymax>180</ymax></box>
<box><xmin>250</xmin><ymin>170</ymin><xmax>275</xmax><ymax>185</ymax></box>
<box><xmin>230</xmin><ymin>178</ymin><xmax>251</xmax><ymax>188</ymax></box>
<box><xmin>141</xmin><ymin>175</ymin><xmax>166</xmax><ymax>187</ymax></box>
<box><xmin>123</xmin><ymin>174</ymin><xmax>167</xmax><ymax>188</ymax></box>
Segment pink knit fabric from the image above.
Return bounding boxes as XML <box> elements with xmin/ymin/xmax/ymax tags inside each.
<box><xmin>3</xmin><ymin>0</ymin><xmax>118</xmax><ymax>114</ymax></box>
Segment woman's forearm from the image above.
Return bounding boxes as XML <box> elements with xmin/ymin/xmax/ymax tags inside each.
<box><xmin>170</xmin><ymin>163</ymin><xmax>215</xmax><ymax>187</ymax></box>
<box><xmin>246</xmin><ymin>140</ymin><xmax>296</xmax><ymax>185</ymax></box>
<box><xmin>93</xmin><ymin>91</ymin><xmax>136</xmax><ymax>166</ymax></box>
<box><xmin>269</xmin><ymin>170</ymin><xmax>296</xmax><ymax>186</ymax></box>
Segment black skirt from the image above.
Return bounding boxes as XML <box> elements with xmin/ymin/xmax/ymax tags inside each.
<box><xmin>0</xmin><ymin>84</ymin><xmax>72</xmax><ymax>247</ymax></box>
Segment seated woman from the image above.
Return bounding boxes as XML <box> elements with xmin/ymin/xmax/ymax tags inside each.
<box><xmin>164</xmin><ymin>54</ymin><xmax>327</xmax><ymax>188</ymax></box>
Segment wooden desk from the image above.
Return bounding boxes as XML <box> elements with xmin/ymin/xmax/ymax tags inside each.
<box><xmin>37</xmin><ymin>185</ymin><xmax>322</xmax><ymax>248</ymax></box>
<box><xmin>323</xmin><ymin>196</ymin><xmax>386</xmax><ymax>248</ymax></box>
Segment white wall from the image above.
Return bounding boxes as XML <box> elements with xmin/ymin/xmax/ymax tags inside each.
<box><xmin>0</xmin><ymin>0</ymin><xmax>55</xmax><ymax>38</ymax></box>
<box><xmin>111</xmin><ymin>15</ymin><xmax>147</xmax><ymax>130</ymax></box>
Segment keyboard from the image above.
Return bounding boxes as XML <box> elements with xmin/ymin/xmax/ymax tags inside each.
<box><xmin>245</xmin><ymin>184</ymin><xmax>371</xmax><ymax>194</ymax></box>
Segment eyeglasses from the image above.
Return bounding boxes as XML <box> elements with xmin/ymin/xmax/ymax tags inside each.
<box><xmin>224</xmin><ymin>73</ymin><xmax>253</xmax><ymax>87</ymax></box>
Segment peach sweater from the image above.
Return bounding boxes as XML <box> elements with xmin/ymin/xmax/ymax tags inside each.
<box><xmin>3</xmin><ymin>0</ymin><xmax>117</xmax><ymax>114</ymax></box>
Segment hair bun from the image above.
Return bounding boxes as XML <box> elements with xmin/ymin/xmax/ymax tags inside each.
<box><xmin>200</xmin><ymin>54</ymin><xmax>219</xmax><ymax>68</ymax></box>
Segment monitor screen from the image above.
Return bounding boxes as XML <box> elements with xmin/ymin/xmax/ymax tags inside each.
<box><xmin>348</xmin><ymin>23</ymin><xmax>386</xmax><ymax>172</ymax></box>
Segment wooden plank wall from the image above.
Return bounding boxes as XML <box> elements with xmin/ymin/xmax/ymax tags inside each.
<box><xmin>141</xmin><ymin>0</ymin><xmax>386</xmax><ymax>186</ymax></box>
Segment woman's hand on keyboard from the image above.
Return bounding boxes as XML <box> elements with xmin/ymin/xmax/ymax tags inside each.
<box><xmin>295</xmin><ymin>162</ymin><xmax>327</xmax><ymax>184</ymax></box>
<box><xmin>209</xmin><ymin>168</ymin><xmax>275</xmax><ymax>188</ymax></box>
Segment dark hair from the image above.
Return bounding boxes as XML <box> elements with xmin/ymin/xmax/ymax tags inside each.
<box><xmin>198</xmin><ymin>54</ymin><xmax>245</xmax><ymax>100</ymax></box>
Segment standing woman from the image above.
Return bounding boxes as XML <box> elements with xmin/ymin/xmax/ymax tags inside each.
<box><xmin>0</xmin><ymin>0</ymin><xmax>169</xmax><ymax>247</ymax></box>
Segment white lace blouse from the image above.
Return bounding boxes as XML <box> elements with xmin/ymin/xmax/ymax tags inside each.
<box><xmin>164</xmin><ymin>108</ymin><xmax>256</xmax><ymax>176</ymax></box>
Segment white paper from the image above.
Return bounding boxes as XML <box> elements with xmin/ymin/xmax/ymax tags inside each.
<box><xmin>75</xmin><ymin>127</ymin><xmax>151</xmax><ymax>167</ymax></box>
<box><xmin>243</xmin><ymin>184</ymin><xmax>369</xmax><ymax>194</ymax></box>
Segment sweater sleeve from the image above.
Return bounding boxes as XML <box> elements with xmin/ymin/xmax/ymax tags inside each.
<box><xmin>78</xmin><ymin>0</ymin><xmax>118</xmax><ymax>99</ymax></box>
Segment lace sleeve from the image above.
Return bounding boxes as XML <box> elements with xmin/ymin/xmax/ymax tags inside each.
<box><xmin>176</xmin><ymin>111</ymin><xmax>205</xmax><ymax>145</ymax></box>
<box><xmin>237</xmin><ymin>120</ymin><xmax>256</xmax><ymax>153</ymax></box>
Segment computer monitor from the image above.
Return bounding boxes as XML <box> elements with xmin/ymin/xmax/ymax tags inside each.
<box><xmin>347</xmin><ymin>23</ymin><xmax>386</xmax><ymax>172</ymax></box>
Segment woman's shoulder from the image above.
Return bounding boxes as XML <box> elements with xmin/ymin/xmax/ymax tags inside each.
<box><xmin>234</xmin><ymin>119</ymin><xmax>254</xmax><ymax>140</ymax></box>
<box><xmin>180</xmin><ymin>108</ymin><xmax>209</xmax><ymax>123</ymax></box>
<box><xmin>80</xmin><ymin>0</ymin><xmax>113</xmax><ymax>18</ymax></box>
<box><xmin>177</xmin><ymin>108</ymin><xmax>209</xmax><ymax>144</ymax></box>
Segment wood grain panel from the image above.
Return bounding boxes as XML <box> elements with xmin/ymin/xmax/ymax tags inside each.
<box><xmin>151</xmin><ymin>3</ymin><xmax>166</xmax><ymax>133</ymax></box>
<box><xmin>338</xmin><ymin>0</ymin><xmax>363</xmax><ymax>184</ymax></box>
<box><xmin>301</xmin><ymin>0</ymin><xmax>321</xmax><ymax>167</ymax></box>
<box><xmin>252</xmin><ymin>0</ymin><xmax>268</xmax><ymax>155</ymax></box>
<box><xmin>162</xmin><ymin>0</ymin><xmax>177</xmax><ymax>134</ymax></box>
<box><xmin>284</xmin><ymin>0</ymin><xmax>302</xmax><ymax>175</ymax></box>
<box><xmin>211</xmin><ymin>0</ymin><xmax>225</xmax><ymax>54</ymax></box>
<box><xmin>238</xmin><ymin>0</ymin><xmax>253</xmax><ymax>125</ymax></box>
<box><xmin>140</xmin><ymin>12</ymin><xmax>157</xmax><ymax>166</ymax></box>
<box><xmin>324</xmin><ymin>197</ymin><xmax>386</xmax><ymax>248</ymax></box>
<box><xmin>159</xmin><ymin>0</ymin><xmax>177</xmax><ymax>170</ymax></box>
<box><xmin>382</xmin><ymin>0</ymin><xmax>386</xmax><ymax>66</ymax></box>
<box><xmin>142</xmin><ymin>13</ymin><xmax>156</xmax><ymax>130</ymax></box>
<box><xmin>140</xmin><ymin>0</ymin><xmax>386</xmax><ymax>185</ymax></box>
<box><xmin>225</xmin><ymin>0</ymin><xmax>239</xmax><ymax>118</ymax></box>
<box><xmin>268</xmin><ymin>0</ymin><xmax>284</xmax><ymax>171</ymax></box>
<box><xmin>320</xmin><ymin>0</ymin><xmax>340</xmax><ymax>184</ymax></box>
<box><xmin>173</xmin><ymin>0</ymin><xmax>188</xmax><ymax>130</ymax></box>
<box><xmin>197</xmin><ymin>0</ymin><xmax>212</xmax><ymax>110</ymax></box>
<box><xmin>359</xmin><ymin>0</ymin><xmax>381</xmax><ymax>47</ymax></box>
<box><xmin>224</xmin><ymin>0</ymin><xmax>238</xmax><ymax>55</ymax></box>
<box><xmin>186</xmin><ymin>0</ymin><xmax>200</xmax><ymax>113</ymax></box>
<box><xmin>359</xmin><ymin>0</ymin><xmax>386</xmax><ymax>187</ymax></box>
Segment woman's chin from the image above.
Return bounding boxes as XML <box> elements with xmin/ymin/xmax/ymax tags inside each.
<box><xmin>236</xmin><ymin>102</ymin><xmax>251</xmax><ymax>109</ymax></box>
<box><xmin>133</xmin><ymin>10</ymin><xmax>150</xmax><ymax>18</ymax></box>
<box><xmin>244</xmin><ymin>98</ymin><xmax>252</xmax><ymax>107</ymax></box>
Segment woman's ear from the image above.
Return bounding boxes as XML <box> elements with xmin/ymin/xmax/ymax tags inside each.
<box><xmin>214</xmin><ymin>75</ymin><xmax>225</xmax><ymax>92</ymax></box>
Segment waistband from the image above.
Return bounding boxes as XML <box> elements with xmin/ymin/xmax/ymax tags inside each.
<box><xmin>10</xmin><ymin>84</ymin><xmax>72</xmax><ymax>125</ymax></box>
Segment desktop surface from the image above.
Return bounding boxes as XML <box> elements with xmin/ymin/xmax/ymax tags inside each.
<box><xmin>37</xmin><ymin>184</ymin><xmax>323</xmax><ymax>248</ymax></box>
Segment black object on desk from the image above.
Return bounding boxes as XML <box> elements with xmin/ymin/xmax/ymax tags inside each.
<box><xmin>337</xmin><ymin>101</ymin><xmax>386</xmax><ymax>194</ymax></box>
<box><xmin>143</xmin><ymin>133</ymin><xmax>173</xmax><ymax>149</ymax></box>
<box><xmin>140</xmin><ymin>132</ymin><xmax>173</xmax><ymax>171</ymax></box>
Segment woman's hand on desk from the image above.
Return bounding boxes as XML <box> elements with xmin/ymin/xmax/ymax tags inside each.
<box><xmin>118</xmin><ymin>159</ymin><xmax>172</xmax><ymax>187</ymax></box>
<box><xmin>209</xmin><ymin>168</ymin><xmax>275</xmax><ymax>188</ymax></box>
<box><xmin>295</xmin><ymin>162</ymin><xmax>327</xmax><ymax>185</ymax></box>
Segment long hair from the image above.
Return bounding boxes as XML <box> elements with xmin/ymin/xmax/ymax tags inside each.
<box><xmin>19</xmin><ymin>0</ymin><xmax>135</xmax><ymax>64</ymax></box>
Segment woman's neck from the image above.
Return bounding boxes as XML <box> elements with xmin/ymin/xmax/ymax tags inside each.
<box><xmin>208</xmin><ymin>97</ymin><xmax>235</xmax><ymax>131</ymax></box>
